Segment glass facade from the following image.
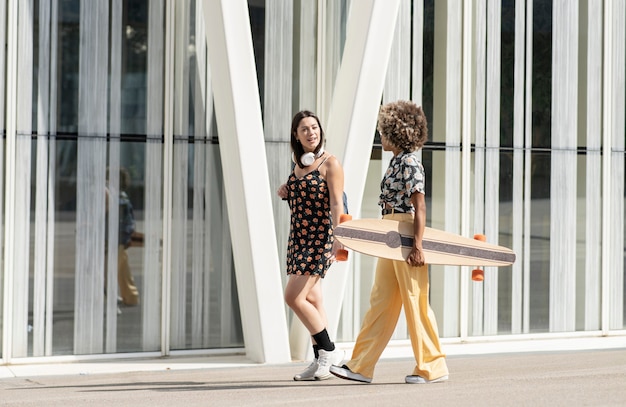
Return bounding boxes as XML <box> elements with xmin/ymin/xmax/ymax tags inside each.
<box><xmin>1</xmin><ymin>0</ymin><xmax>625</xmax><ymax>364</ymax></box>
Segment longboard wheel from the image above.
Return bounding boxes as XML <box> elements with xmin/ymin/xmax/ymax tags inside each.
<box><xmin>472</xmin><ymin>269</ymin><xmax>484</xmax><ymax>282</ymax></box>
<box><xmin>336</xmin><ymin>214</ymin><xmax>352</xmax><ymax>261</ymax></box>
<box><xmin>472</xmin><ymin>234</ymin><xmax>486</xmax><ymax>281</ymax></box>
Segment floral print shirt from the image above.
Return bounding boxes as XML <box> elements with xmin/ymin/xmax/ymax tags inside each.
<box><xmin>379</xmin><ymin>151</ymin><xmax>426</xmax><ymax>213</ymax></box>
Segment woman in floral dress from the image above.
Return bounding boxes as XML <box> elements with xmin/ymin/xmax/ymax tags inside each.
<box><xmin>277</xmin><ymin>110</ymin><xmax>345</xmax><ymax>381</ymax></box>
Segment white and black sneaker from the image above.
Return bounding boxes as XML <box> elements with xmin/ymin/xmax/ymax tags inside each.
<box><xmin>315</xmin><ymin>348</ymin><xmax>345</xmax><ymax>380</ymax></box>
<box><xmin>329</xmin><ymin>364</ymin><xmax>372</xmax><ymax>383</ymax></box>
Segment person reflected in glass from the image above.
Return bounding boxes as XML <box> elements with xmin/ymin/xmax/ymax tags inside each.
<box><xmin>105</xmin><ymin>167</ymin><xmax>140</xmax><ymax>307</ymax></box>
<box><xmin>330</xmin><ymin>101</ymin><xmax>449</xmax><ymax>384</ymax></box>
<box><xmin>277</xmin><ymin>110</ymin><xmax>345</xmax><ymax>381</ymax></box>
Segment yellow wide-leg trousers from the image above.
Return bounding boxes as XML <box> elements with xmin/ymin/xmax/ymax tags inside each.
<box><xmin>346</xmin><ymin>214</ymin><xmax>448</xmax><ymax>381</ymax></box>
<box><xmin>117</xmin><ymin>245</ymin><xmax>140</xmax><ymax>306</ymax></box>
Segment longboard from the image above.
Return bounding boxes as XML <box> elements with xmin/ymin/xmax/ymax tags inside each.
<box><xmin>334</xmin><ymin>218</ymin><xmax>515</xmax><ymax>267</ymax></box>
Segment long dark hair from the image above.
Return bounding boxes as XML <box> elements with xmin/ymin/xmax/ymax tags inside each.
<box><xmin>290</xmin><ymin>110</ymin><xmax>325</xmax><ymax>168</ymax></box>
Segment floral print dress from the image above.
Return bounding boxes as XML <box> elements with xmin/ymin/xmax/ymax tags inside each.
<box><xmin>286</xmin><ymin>157</ymin><xmax>334</xmax><ymax>277</ymax></box>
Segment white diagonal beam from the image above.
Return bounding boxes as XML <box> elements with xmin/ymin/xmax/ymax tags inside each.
<box><xmin>322</xmin><ymin>0</ymin><xmax>401</xmax><ymax>341</ymax></box>
<box><xmin>201</xmin><ymin>0</ymin><xmax>290</xmax><ymax>364</ymax></box>
<box><xmin>325</xmin><ymin>0</ymin><xmax>400</xmax><ymax>215</ymax></box>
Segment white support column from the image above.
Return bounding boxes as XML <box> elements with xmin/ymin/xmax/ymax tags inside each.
<box><xmin>431</xmin><ymin>0</ymin><xmax>463</xmax><ymax>337</ymax></box>
<box><xmin>511</xmin><ymin>1</ymin><xmax>526</xmax><ymax>334</ymax></box>
<box><xmin>145</xmin><ymin>0</ymin><xmax>166</xmax><ymax>353</ymax></box>
<box><xmin>511</xmin><ymin>0</ymin><xmax>526</xmax><ymax>335</ymax></box>
<box><xmin>34</xmin><ymin>0</ymin><xmax>52</xmax><ymax>357</ymax></box>
<box><xmin>549</xmin><ymin>0</ymin><xmax>578</xmax><ymax>333</ymax></box>
<box><xmin>322</xmin><ymin>0</ymin><xmax>401</xmax><ymax>343</ymax></box>
<box><xmin>383</xmin><ymin>0</ymin><xmax>411</xmax><ymax>342</ymax></box>
<box><xmin>522</xmin><ymin>0</ymin><xmax>534</xmax><ymax>334</ymax></box>
<box><xmin>2</xmin><ymin>0</ymin><xmax>18</xmax><ymax>363</ymax></box>
<box><xmin>606</xmin><ymin>1</ymin><xmax>625</xmax><ymax>330</ymax></box>
<box><xmin>582</xmin><ymin>0</ymin><xmax>603</xmax><ymax>331</ymax></box>
<box><xmin>13</xmin><ymin>0</ymin><xmax>35</xmax><ymax>358</ymax></box>
<box><xmin>472</xmin><ymin>0</ymin><xmax>487</xmax><ymax>336</ymax></box>
<box><xmin>601</xmin><ymin>0</ymin><xmax>613</xmax><ymax>336</ymax></box>
<box><xmin>460</xmin><ymin>0</ymin><xmax>474</xmax><ymax>340</ymax></box>
<box><xmin>483</xmin><ymin>0</ymin><xmax>501</xmax><ymax>336</ymax></box>
<box><xmin>201</xmin><ymin>0</ymin><xmax>289</xmax><ymax>364</ymax></box>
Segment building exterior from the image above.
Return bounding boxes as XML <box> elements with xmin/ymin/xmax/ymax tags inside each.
<box><xmin>0</xmin><ymin>0</ymin><xmax>624</xmax><ymax>366</ymax></box>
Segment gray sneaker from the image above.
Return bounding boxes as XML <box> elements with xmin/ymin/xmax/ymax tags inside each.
<box><xmin>329</xmin><ymin>364</ymin><xmax>372</xmax><ymax>383</ymax></box>
<box><xmin>293</xmin><ymin>359</ymin><xmax>318</xmax><ymax>381</ymax></box>
<box><xmin>405</xmin><ymin>375</ymin><xmax>448</xmax><ymax>384</ymax></box>
<box><xmin>315</xmin><ymin>348</ymin><xmax>345</xmax><ymax>380</ymax></box>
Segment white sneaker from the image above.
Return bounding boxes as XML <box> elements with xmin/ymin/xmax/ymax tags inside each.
<box><xmin>405</xmin><ymin>374</ymin><xmax>448</xmax><ymax>384</ymax></box>
<box><xmin>315</xmin><ymin>348</ymin><xmax>345</xmax><ymax>380</ymax></box>
<box><xmin>293</xmin><ymin>359</ymin><xmax>319</xmax><ymax>381</ymax></box>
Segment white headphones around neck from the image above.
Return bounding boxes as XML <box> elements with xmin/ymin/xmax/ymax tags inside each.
<box><xmin>293</xmin><ymin>145</ymin><xmax>324</xmax><ymax>167</ymax></box>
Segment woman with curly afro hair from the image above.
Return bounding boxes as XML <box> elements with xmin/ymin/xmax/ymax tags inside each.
<box><xmin>331</xmin><ymin>100</ymin><xmax>449</xmax><ymax>385</ymax></box>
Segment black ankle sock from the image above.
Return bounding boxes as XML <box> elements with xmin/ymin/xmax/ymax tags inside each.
<box><xmin>313</xmin><ymin>344</ymin><xmax>320</xmax><ymax>359</ymax></box>
<box><xmin>312</xmin><ymin>329</ymin><xmax>335</xmax><ymax>352</ymax></box>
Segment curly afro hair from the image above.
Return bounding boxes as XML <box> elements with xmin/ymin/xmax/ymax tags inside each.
<box><xmin>377</xmin><ymin>100</ymin><xmax>428</xmax><ymax>152</ymax></box>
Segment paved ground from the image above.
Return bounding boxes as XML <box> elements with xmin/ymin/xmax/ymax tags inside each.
<box><xmin>1</xmin><ymin>348</ymin><xmax>625</xmax><ymax>406</ymax></box>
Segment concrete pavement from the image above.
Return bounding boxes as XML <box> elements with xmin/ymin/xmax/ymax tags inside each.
<box><xmin>1</xmin><ymin>338</ymin><xmax>625</xmax><ymax>406</ymax></box>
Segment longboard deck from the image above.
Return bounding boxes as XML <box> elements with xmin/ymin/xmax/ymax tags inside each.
<box><xmin>334</xmin><ymin>218</ymin><xmax>515</xmax><ymax>267</ymax></box>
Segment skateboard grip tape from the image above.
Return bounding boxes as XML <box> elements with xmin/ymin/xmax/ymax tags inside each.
<box><xmin>336</xmin><ymin>214</ymin><xmax>352</xmax><ymax>261</ymax></box>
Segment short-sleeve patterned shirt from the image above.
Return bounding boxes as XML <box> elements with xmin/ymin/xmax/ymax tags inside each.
<box><xmin>379</xmin><ymin>151</ymin><xmax>426</xmax><ymax>213</ymax></box>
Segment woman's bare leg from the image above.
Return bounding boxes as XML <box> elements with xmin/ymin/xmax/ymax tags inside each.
<box><xmin>284</xmin><ymin>274</ymin><xmax>325</xmax><ymax>335</ymax></box>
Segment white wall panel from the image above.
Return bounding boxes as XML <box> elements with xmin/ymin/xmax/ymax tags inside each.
<box><xmin>472</xmin><ymin>0</ymin><xmax>487</xmax><ymax>335</ymax></box>
<box><xmin>549</xmin><ymin>0</ymin><xmax>578</xmax><ymax>332</ymax></box>
<box><xmin>607</xmin><ymin>1</ymin><xmax>625</xmax><ymax>330</ymax></box>
<box><xmin>191</xmin><ymin>0</ymin><xmax>207</xmax><ymax>349</ymax></box>
<box><xmin>510</xmin><ymin>0</ymin><xmax>526</xmax><ymax>335</ymax></box>
<box><xmin>431</xmin><ymin>0</ymin><xmax>463</xmax><ymax>337</ymax></box>
<box><xmin>143</xmin><ymin>0</ymin><xmax>165</xmax><ymax>352</ymax></box>
<box><xmin>170</xmin><ymin>0</ymin><xmax>191</xmax><ymax>350</ymax></box>
<box><xmin>33</xmin><ymin>0</ymin><xmax>52</xmax><ymax>357</ymax></box>
<box><xmin>45</xmin><ymin>0</ymin><xmax>59</xmax><ymax>356</ymax></box>
<box><xmin>12</xmin><ymin>0</ymin><xmax>34</xmax><ymax>358</ymax></box>
<box><xmin>483</xmin><ymin>0</ymin><xmax>501</xmax><ymax>336</ymax></box>
<box><xmin>74</xmin><ymin>0</ymin><xmax>109</xmax><ymax>354</ymax></box>
<box><xmin>105</xmin><ymin>0</ymin><xmax>122</xmax><ymax>354</ymax></box>
<box><xmin>383</xmin><ymin>0</ymin><xmax>411</xmax><ymax>341</ymax></box>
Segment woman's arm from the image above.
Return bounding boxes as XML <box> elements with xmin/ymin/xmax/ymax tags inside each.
<box><xmin>407</xmin><ymin>191</ymin><xmax>426</xmax><ymax>267</ymax></box>
<box><xmin>324</xmin><ymin>155</ymin><xmax>345</xmax><ymax>257</ymax></box>
<box><xmin>277</xmin><ymin>183</ymin><xmax>288</xmax><ymax>200</ymax></box>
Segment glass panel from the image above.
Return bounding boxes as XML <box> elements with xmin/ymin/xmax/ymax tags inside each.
<box><xmin>528</xmin><ymin>151</ymin><xmax>550</xmax><ymax>332</ymax></box>
<box><xmin>501</xmin><ymin>0</ymin><xmax>515</xmax><ymax>148</ymax></box>
<box><xmin>168</xmin><ymin>1</ymin><xmax>242</xmax><ymax>350</ymax></box>
<box><xmin>495</xmin><ymin>0</ymin><xmax>516</xmax><ymax>333</ymax></box>
<box><xmin>621</xmin><ymin>153</ymin><xmax>626</xmax><ymax>328</ymax></box>
<box><xmin>523</xmin><ymin>0</ymin><xmax>552</xmax><ymax>333</ymax></box>
<box><xmin>422</xmin><ymin>0</ymin><xmax>434</xmax><ymax>125</ymax></box>
<box><xmin>498</xmin><ymin>151</ymin><xmax>514</xmax><ymax>332</ymax></box>
<box><xmin>531</xmin><ymin>0</ymin><xmax>552</xmax><ymax>149</ymax></box>
<box><xmin>16</xmin><ymin>0</ymin><xmax>165</xmax><ymax>357</ymax></box>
